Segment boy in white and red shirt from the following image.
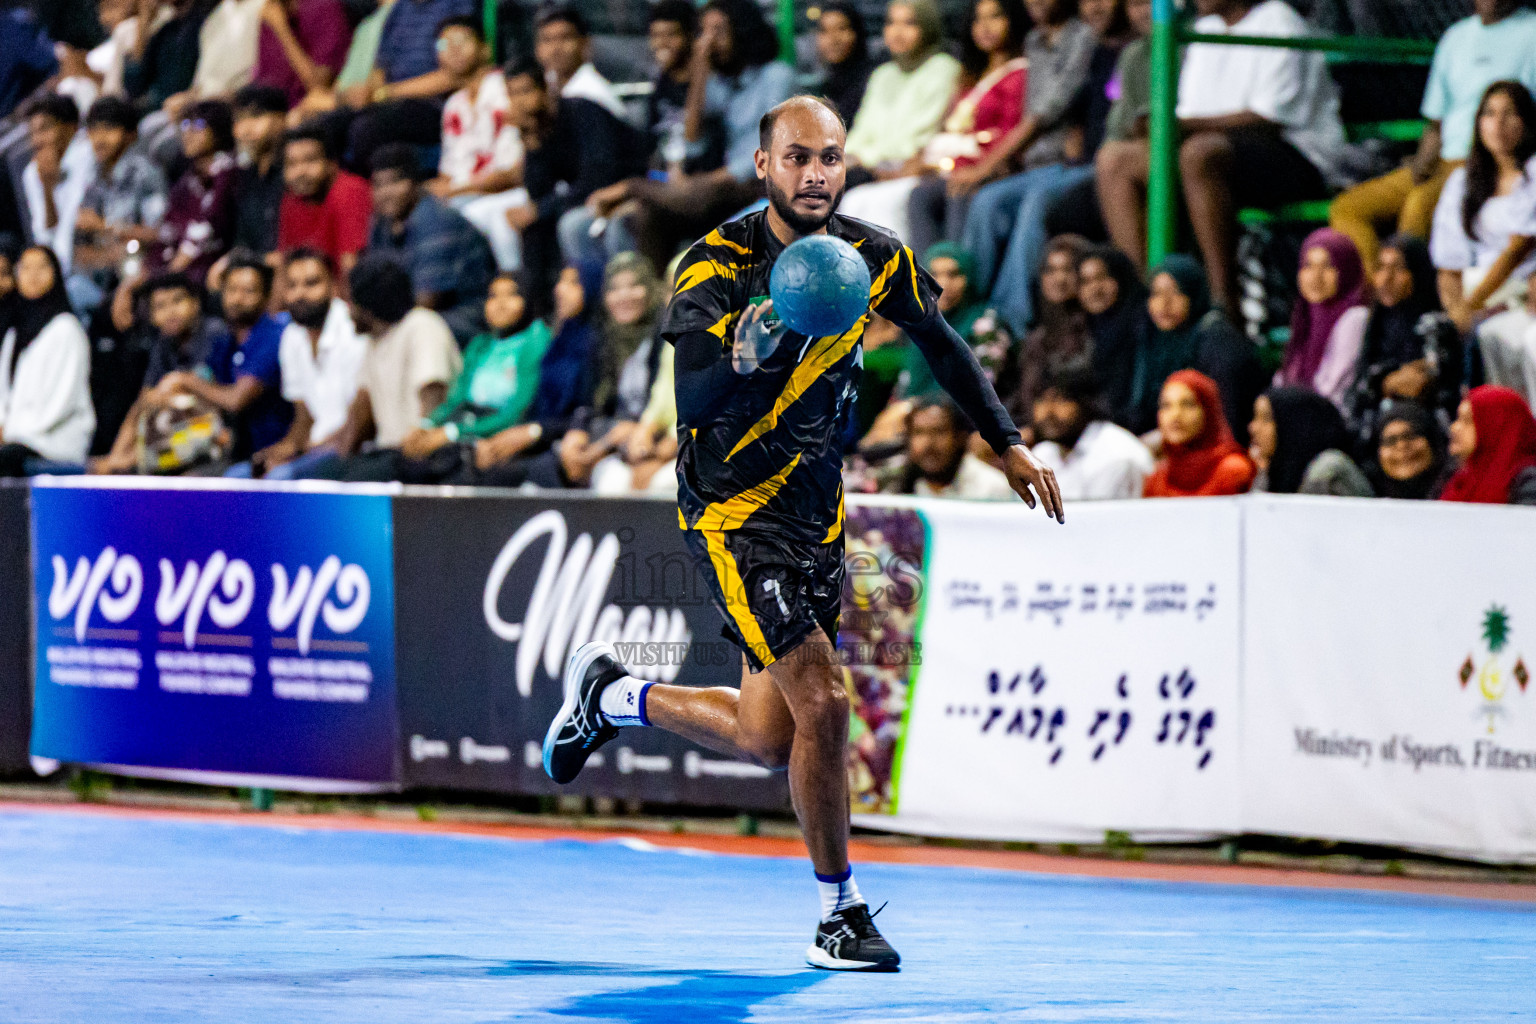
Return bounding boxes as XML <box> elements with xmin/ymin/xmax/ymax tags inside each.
<box><xmin>426</xmin><ymin>15</ymin><xmax>528</xmax><ymax>271</ymax></box>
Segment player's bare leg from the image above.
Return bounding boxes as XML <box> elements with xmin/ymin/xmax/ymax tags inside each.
<box><xmin>543</xmin><ymin>632</ymin><xmax>898</xmax><ymax>970</ymax></box>
<box><xmin>643</xmin><ymin>656</ymin><xmax>796</xmax><ymax>770</ymax></box>
<box><xmin>648</xmin><ymin>631</ymin><xmax>849</xmax><ymax>877</ymax></box>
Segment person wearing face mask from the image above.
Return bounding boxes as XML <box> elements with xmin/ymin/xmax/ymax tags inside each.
<box><xmin>0</xmin><ymin>246</ymin><xmax>94</xmax><ymax>476</ymax></box>
<box><xmin>1365</xmin><ymin>402</ymin><xmax>1446</xmax><ymax>501</ymax></box>
<box><xmin>1142</xmin><ymin>368</ymin><xmax>1254</xmax><ymax>497</ymax></box>
<box><xmin>1439</xmin><ymin>384</ymin><xmax>1536</xmax><ymax>504</ymax></box>
<box><xmin>1248</xmin><ymin>387</ymin><xmax>1370</xmax><ymax>497</ymax></box>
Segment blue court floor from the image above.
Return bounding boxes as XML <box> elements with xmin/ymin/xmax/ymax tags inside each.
<box><xmin>1</xmin><ymin>807</ymin><xmax>1533</xmax><ymax>1023</ymax></box>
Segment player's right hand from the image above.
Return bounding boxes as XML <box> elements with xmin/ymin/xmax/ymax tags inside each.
<box><xmin>1003</xmin><ymin>444</ymin><xmax>1065</xmax><ymax>524</ymax></box>
<box><xmin>731</xmin><ymin>300</ymin><xmax>780</xmax><ymax>375</ymax></box>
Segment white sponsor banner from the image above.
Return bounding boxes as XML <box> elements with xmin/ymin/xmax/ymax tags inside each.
<box><xmin>1242</xmin><ymin>497</ymin><xmax>1536</xmax><ymax>862</ymax></box>
<box><xmin>866</xmin><ymin>498</ymin><xmax>1243</xmax><ymax>843</ymax></box>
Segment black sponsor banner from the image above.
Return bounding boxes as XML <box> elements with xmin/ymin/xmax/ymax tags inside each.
<box><xmin>392</xmin><ymin>493</ymin><xmax>791</xmax><ymax>811</ymax></box>
<box><xmin>0</xmin><ymin>482</ymin><xmax>31</xmax><ymax>776</ymax></box>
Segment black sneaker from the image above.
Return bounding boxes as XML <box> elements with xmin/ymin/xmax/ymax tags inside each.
<box><xmin>542</xmin><ymin>641</ymin><xmax>626</xmax><ymax>784</ymax></box>
<box><xmin>805</xmin><ymin>904</ymin><xmax>901</xmax><ymax>972</ymax></box>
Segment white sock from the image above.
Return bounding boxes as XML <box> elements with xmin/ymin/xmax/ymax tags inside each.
<box><xmin>815</xmin><ymin>868</ymin><xmax>865</xmax><ymax>921</ymax></box>
<box><xmin>598</xmin><ymin>675</ymin><xmax>652</xmax><ymax>727</ymax></box>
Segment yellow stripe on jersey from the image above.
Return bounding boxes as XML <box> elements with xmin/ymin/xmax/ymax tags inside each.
<box><xmin>725</xmin><ymin>318</ymin><xmax>868</xmax><ymax>461</ymax></box>
<box><xmin>692</xmin><ymin>451</ymin><xmax>803</xmax><ymax>530</ymax></box>
<box><xmin>702</xmin><ymin>229</ymin><xmax>752</xmax><ymax>257</ymax></box>
<box><xmin>702</xmin><ymin>529</ymin><xmax>776</xmax><ymax>666</ymax></box>
<box><xmin>870</xmin><ymin>247</ymin><xmax>903</xmax><ymax>306</ymax></box>
<box><xmin>705</xmin><ymin>311</ymin><xmax>739</xmax><ymax>339</ymax></box>
<box><xmin>724</xmin><ymin>250</ymin><xmax>900</xmax><ymax>462</ymax></box>
<box><xmin>675</xmin><ymin>258</ymin><xmax>741</xmax><ymax>296</ymax></box>
<box><xmin>822</xmin><ymin>485</ymin><xmax>845</xmax><ymax>543</ymax></box>
<box><xmin>905</xmin><ymin>245</ymin><xmax>924</xmax><ymax>310</ymax></box>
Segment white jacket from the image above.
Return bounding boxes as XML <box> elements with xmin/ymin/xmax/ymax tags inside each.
<box><xmin>0</xmin><ymin>313</ymin><xmax>95</xmax><ymax>465</ymax></box>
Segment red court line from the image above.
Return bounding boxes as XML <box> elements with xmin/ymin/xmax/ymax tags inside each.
<box><xmin>7</xmin><ymin>799</ymin><xmax>1535</xmax><ymax>905</ymax></box>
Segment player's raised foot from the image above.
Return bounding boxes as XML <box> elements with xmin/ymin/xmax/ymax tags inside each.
<box><xmin>805</xmin><ymin>904</ymin><xmax>901</xmax><ymax>972</ymax></box>
<box><xmin>542</xmin><ymin>641</ymin><xmax>626</xmax><ymax>784</ymax></box>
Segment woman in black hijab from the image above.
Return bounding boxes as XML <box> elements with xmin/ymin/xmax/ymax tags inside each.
<box><xmin>1365</xmin><ymin>401</ymin><xmax>1447</xmax><ymax>500</ymax></box>
<box><xmin>1347</xmin><ymin>234</ymin><xmax>1457</xmax><ymax>450</ymax></box>
<box><xmin>0</xmin><ymin>245</ymin><xmax>90</xmax><ymax>476</ymax></box>
<box><xmin>815</xmin><ymin>2</ymin><xmax>874</xmax><ymax>125</ymax></box>
<box><xmin>1249</xmin><ymin>386</ymin><xmax>1370</xmax><ymax>496</ymax></box>
<box><xmin>1076</xmin><ymin>244</ymin><xmax>1146</xmax><ymax>423</ymax></box>
<box><xmin>7</xmin><ymin>247</ymin><xmax>72</xmax><ymax>370</ymax></box>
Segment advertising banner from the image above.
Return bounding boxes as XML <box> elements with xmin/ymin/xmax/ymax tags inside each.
<box><xmin>0</xmin><ymin>482</ymin><xmax>31</xmax><ymax>776</ymax></box>
<box><xmin>29</xmin><ymin>480</ymin><xmax>398</xmax><ymax>786</ymax></box>
<box><xmin>1242</xmin><ymin>497</ymin><xmax>1536</xmax><ymax>862</ymax></box>
<box><xmin>392</xmin><ymin>492</ymin><xmax>790</xmax><ymax>811</ymax></box>
<box><xmin>862</xmin><ymin>498</ymin><xmax>1243</xmax><ymax>842</ymax></box>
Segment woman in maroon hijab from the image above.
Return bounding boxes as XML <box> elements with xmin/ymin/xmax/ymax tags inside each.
<box><xmin>1143</xmin><ymin>369</ymin><xmax>1256</xmax><ymax>498</ymax></box>
<box><xmin>1278</xmin><ymin>228</ymin><xmax>1369</xmax><ymax>407</ymax></box>
<box><xmin>1440</xmin><ymin>385</ymin><xmax>1536</xmax><ymax>505</ymax></box>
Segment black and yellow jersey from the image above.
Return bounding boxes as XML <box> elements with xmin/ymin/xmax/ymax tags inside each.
<box><xmin>660</xmin><ymin>211</ymin><xmax>944</xmax><ymax>546</ymax></box>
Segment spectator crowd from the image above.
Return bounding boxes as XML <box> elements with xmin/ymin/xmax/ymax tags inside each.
<box><xmin>0</xmin><ymin>0</ymin><xmax>1534</xmax><ymax>506</ymax></box>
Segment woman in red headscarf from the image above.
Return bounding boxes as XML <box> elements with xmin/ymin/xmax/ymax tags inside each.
<box><xmin>1439</xmin><ymin>385</ymin><xmax>1536</xmax><ymax>504</ymax></box>
<box><xmin>1143</xmin><ymin>370</ymin><xmax>1257</xmax><ymax>498</ymax></box>
<box><xmin>1278</xmin><ymin>228</ymin><xmax>1369</xmax><ymax>407</ymax></box>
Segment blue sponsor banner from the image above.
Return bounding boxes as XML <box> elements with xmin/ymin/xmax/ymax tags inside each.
<box><xmin>29</xmin><ymin>481</ymin><xmax>398</xmax><ymax>784</ymax></box>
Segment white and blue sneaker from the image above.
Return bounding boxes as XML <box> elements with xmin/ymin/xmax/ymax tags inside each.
<box><xmin>542</xmin><ymin>641</ymin><xmax>626</xmax><ymax>784</ymax></box>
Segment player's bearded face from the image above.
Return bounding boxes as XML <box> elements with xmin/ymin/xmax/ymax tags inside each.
<box><xmin>766</xmin><ymin>164</ymin><xmax>845</xmax><ymax>235</ymax></box>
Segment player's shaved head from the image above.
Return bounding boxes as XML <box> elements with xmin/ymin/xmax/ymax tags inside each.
<box><xmin>759</xmin><ymin>95</ymin><xmax>846</xmax><ymax>153</ymax></box>
<box><xmin>757</xmin><ymin>96</ymin><xmax>848</xmax><ymax>239</ymax></box>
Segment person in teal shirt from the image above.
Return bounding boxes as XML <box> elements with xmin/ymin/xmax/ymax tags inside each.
<box><xmin>395</xmin><ymin>272</ymin><xmax>551</xmax><ymax>475</ymax></box>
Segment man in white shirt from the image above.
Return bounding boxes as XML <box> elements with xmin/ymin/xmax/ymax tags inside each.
<box><xmin>1030</xmin><ymin>369</ymin><xmax>1153</xmax><ymax>501</ymax></box>
<box><xmin>1097</xmin><ymin>0</ymin><xmax>1347</xmax><ymax>309</ymax></box>
<box><xmin>305</xmin><ymin>254</ymin><xmax>462</xmax><ymax>481</ymax></box>
<box><xmin>534</xmin><ymin>5</ymin><xmax>628</xmax><ymax>121</ymax></box>
<box><xmin>22</xmin><ymin>94</ymin><xmax>96</xmax><ymax>278</ymax></box>
<box><xmin>881</xmin><ymin>395</ymin><xmax>1017</xmax><ymax>501</ymax></box>
<box><xmin>243</xmin><ymin>247</ymin><xmax>367</xmax><ymax>479</ymax></box>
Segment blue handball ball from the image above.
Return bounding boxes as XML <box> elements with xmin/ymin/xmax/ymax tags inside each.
<box><xmin>769</xmin><ymin>234</ymin><xmax>872</xmax><ymax>338</ymax></box>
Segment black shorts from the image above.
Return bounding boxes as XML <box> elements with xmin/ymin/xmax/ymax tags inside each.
<box><xmin>682</xmin><ymin>527</ymin><xmax>844</xmax><ymax>672</ymax></box>
<box><xmin>1222</xmin><ymin>125</ymin><xmax>1327</xmax><ymax>208</ymax></box>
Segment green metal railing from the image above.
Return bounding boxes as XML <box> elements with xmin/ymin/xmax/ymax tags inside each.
<box><xmin>1146</xmin><ymin>0</ymin><xmax>1437</xmax><ymax>266</ymax></box>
